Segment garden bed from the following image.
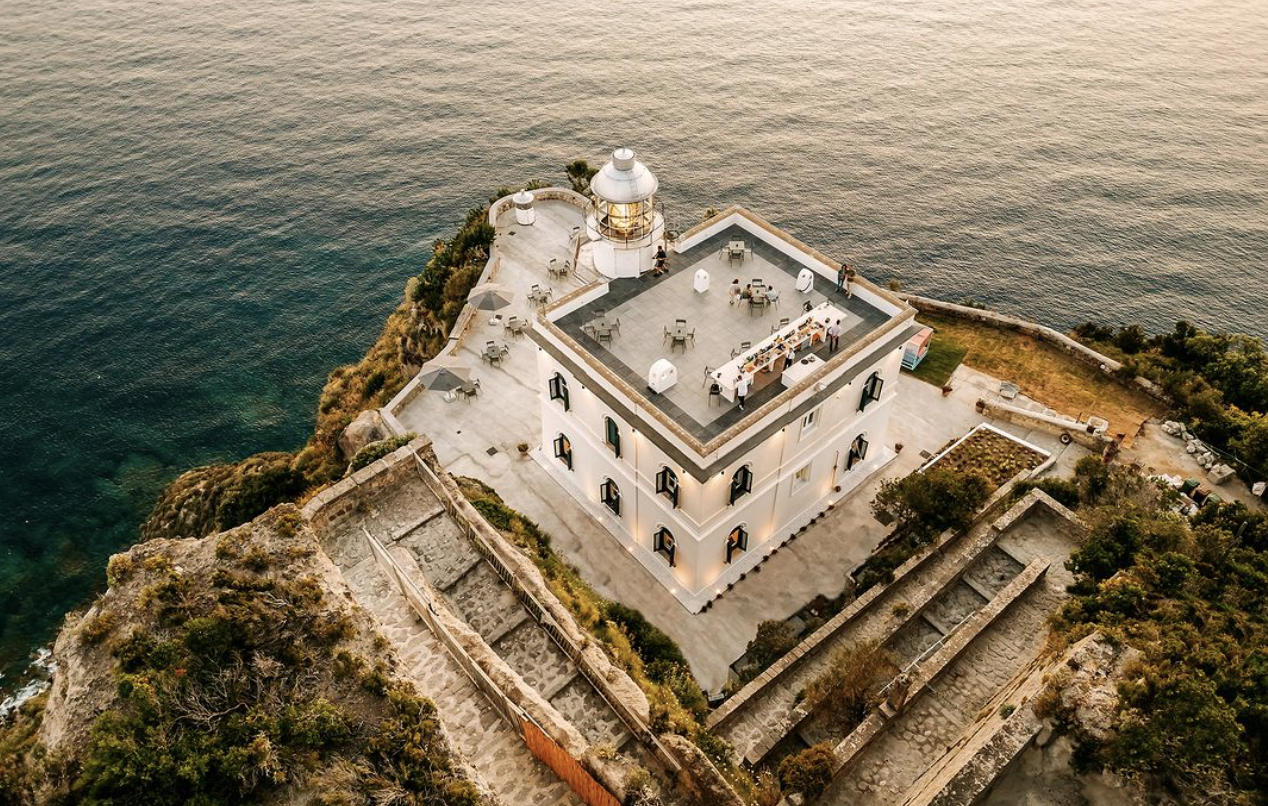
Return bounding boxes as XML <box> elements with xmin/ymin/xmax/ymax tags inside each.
<box><xmin>919</xmin><ymin>424</ymin><xmax>1050</xmax><ymax>490</ymax></box>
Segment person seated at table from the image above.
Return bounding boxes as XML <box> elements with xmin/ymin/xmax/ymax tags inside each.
<box><xmin>728</xmin><ymin>278</ymin><xmax>741</xmax><ymax>305</ymax></box>
<box><xmin>741</xmin><ymin>283</ymin><xmax>754</xmax><ymax>300</ymax></box>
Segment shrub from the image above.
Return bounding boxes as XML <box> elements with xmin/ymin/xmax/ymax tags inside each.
<box><xmin>873</xmin><ymin>467</ymin><xmax>991</xmax><ymax>541</ymax></box>
<box><xmin>803</xmin><ymin>640</ymin><xmax>893</xmax><ymax>732</ymax></box>
<box><xmin>778</xmin><ymin>742</ymin><xmax>836</xmax><ymax>800</ymax></box>
<box><xmin>606</xmin><ymin>602</ymin><xmax>687</xmax><ymax>670</ymax></box>
<box><xmin>348</xmin><ymin>434</ymin><xmax>417</xmax><ymax>473</ymax></box>
<box><xmin>1013</xmin><ymin>477</ymin><xmax>1082</xmax><ymax>509</ymax></box>
<box><xmin>82</xmin><ymin>609</ymin><xmax>119</xmax><ymax>644</ymax></box>
<box><xmin>106</xmin><ymin>554</ymin><xmax>134</xmax><ymax>587</ymax></box>
<box><xmin>744</xmin><ymin>620</ymin><xmax>799</xmax><ymax>677</ymax></box>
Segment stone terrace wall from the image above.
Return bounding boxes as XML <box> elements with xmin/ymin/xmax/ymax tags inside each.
<box><xmin>900</xmin><ymin>294</ymin><xmax>1169</xmax><ymax>404</ymax></box>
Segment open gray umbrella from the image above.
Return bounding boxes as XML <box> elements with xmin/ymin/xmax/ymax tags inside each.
<box><xmin>418</xmin><ymin>355</ymin><xmax>473</xmax><ymax>392</ymax></box>
<box><xmin>468</xmin><ymin>282</ymin><xmax>514</xmax><ymax>311</ymax></box>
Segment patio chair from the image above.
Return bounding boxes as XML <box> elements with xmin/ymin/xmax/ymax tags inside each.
<box><xmin>686</xmin><ymin>328</ymin><xmax>696</xmax><ymax>346</ymax></box>
<box><xmin>732</xmin><ymin>341</ymin><xmax>752</xmax><ymax>358</ymax></box>
<box><xmin>459</xmin><ymin>378</ymin><xmax>481</xmax><ymax>399</ymax></box>
<box><xmin>771</xmin><ymin>317</ymin><xmax>790</xmax><ymax>334</ymax></box>
<box><xmin>702</xmin><ymin>365</ymin><xmax>714</xmax><ymax>388</ymax></box>
<box><xmin>663</xmin><ymin>325</ymin><xmax>671</xmax><ymax>343</ymax></box>
<box><xmin>751</xmin><ymin>278</ymin><xmax>764</xmax><ymax>289</ymax></box>
<box><xmin>612</xmin><ymin>317</ymin><xmax>621</xmax><ymax>334</ymax></box>
<box><xmin>708</xmin><ymin>383</ymin><xmax>722</xmax><ymax>406</ymax></box>
<box><xmin>597</xmin><ymin>329</ymin><xmax>613</xmax><ymax>345</ymax></box>
<box><xmin>675</xmin><ymin>318</ymin><xmax>687</xmax><ymax>328</ymax></box>
<box><xmin>748</xmin><ymin>295</ymin><xmax>767</xmax><ymax>315</ymax></box>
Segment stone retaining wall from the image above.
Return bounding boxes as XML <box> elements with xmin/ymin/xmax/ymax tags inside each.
<box><xmin>976</xmin><ymin>399</ymin><xmax>1113</xmax><ymax>450</ymax></box>
<box><xmin>899</xmin><ymin>294</ymin><xmax>1169</xmax><ymax>404</ymax></box>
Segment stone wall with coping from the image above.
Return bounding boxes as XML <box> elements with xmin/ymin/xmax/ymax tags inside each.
<box><xmin>976</xmin><ymin>399</ymin><xmax>1113</xmax><ymax>450</ymax></box>
<box><xmin>899</xmin><ymin>294</ymin><xmax>1169</xmax><ymax>404</ymax></box>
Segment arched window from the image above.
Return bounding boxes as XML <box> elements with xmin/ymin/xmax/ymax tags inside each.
<box><xmin>655</xmin><ymin>466</ymin><xmax>679</xmax><ymax>508</ymax></box>
<box><xmin>858</xmin><ymin>371</ymin><xmax>884</xmax><ymax>412</ymax></box>
<box><xmin>600</xmin><ymin>478</ymin><xmax>620</xmax><ymax>516</ymax></box>
<box><xmin>726</xmin><ymin>525</ymin><xmax>748</xmax><ymax>564</ymax></box>
<box><xmin>552</xmin><ymin>433</ymin><xmax>573</xmax><ymax>470</ymax></box>
<box><xmin>729</xmin><ymin>465</ymin><xmax>753</xmax><ymax>505</ymax></box>
<box><xmin>548</xmin><ymin>373</ymin><xmax>570</xmax><ymax>411</ymax></box>
<box><xmin>654</xmin><ymin>526</ymin><xmax>676</xmax><ymax>566</ymax></box>
<box><xmin>604</xmin><ymin>416</ymin><xmax>621</xmax><ymax>458</ymax></box>
<box><xmin>847</xmin><ymin>433</ymin><xmax>869</xmax><ymax>470</ymax></box>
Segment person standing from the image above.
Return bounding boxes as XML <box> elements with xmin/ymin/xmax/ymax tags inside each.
<box><xmin>844</xmin><ymin>266</ymin><xmax>855</xmax><ymax>299</ymax></box>
<box><xmin>836</xmin><ymin>263</ymin><xmax>847</xmax><ymax>291</ymax></box>
<box><xmin>735</xmin><ymin>374</ymin><xmax>749</xmax><ymax>410</ymax></box>
<box><xmin>827</xmin><ymin>318</ymin><xmax>842</xmax><ymax>352</ymax></box>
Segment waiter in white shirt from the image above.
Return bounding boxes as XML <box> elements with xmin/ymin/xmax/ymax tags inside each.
<box><xmin>735</xmin><ymin>374</ymin><xmax>750</xmax><ymax>410</ymax></box>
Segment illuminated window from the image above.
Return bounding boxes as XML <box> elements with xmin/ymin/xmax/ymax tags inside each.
<box><xmin>729</xmin><ymin>465</ymin><xmax>753</xmax><ymax>506</ymax></box>
<box><xmin>847</xmin><ymin>434</ymin><xmax>869</xmax><ymax>470</ymax></box>
<box><xmin>655</xmin><ymin>467</ymin><xmax>679</xmax><ymax>508</ymax></box>
<box><xmin>726</xmin><ymin>525</ymin><xmax>748</xmax><ymax>563</ymax></box>
<box><xmin>654</xmin><ymin>527</ymin><xmax>676</xmax><ymax>566</ymax></box>
<box><xmin>604</xmin><ymin>416</ymin><xmax>621</xmax><ymax>458</ymax></box>
<box><xmin>792</xmin><ymin>463</ymin><xmax>811</xmax><ymax>491</ymax></box>
<box><xmin>548</xmin><ymin>373</ymin><xmax>570</xmax><ymax>411</ymax></box>
<box><xmin>600</xmin><ymin>479</ymin><xmax>620</xmax><ymax>516</ymax></box>
<box><xmin>859</xmin><ymin>372</ymin><xmax>884</xmax><ymax>412</ymax></box>
<box><xmin>552</xmin><ymin>434</ymin><xmax>572</xmax><ymax>470</ymax></box>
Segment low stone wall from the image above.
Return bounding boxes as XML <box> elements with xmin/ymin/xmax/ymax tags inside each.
<box><xmin>299</xmin><ymin>435</ymin><xmax>432</xmax><ymax>534</ymax></box>
<box><xmin>976</xmin><ymin>399</ymin><xmax>1112</xmax><ymax>450</ymax></box>
<box><xmin>900</xmin><ymin>294</ymin><xmax>1169</xmax><ymax>404</ymax></box>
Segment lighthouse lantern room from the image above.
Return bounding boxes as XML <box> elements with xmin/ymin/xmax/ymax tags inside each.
<box><xmin>586</xmin><ymin>148</ymin><xmax>664</xmax><ymax>278</ymax></box>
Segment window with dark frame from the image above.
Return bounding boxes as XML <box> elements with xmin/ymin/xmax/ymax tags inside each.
<box><xmin>600</xmin><ymin>478</ymin><xmax>620</xmax><ymax>516</ymax></box>
<box><xmin>847</xmin><ymin>433</ymin><xmax>869</xmax><ymax>470</ymax></box>
<box><xmin>729</xmin><ymin>465</ymin><xmax>753</xmax><ymax>505</ymax></box>
<box><xmin>859</xmin><ymin>371</ymin><xmax>884</xmax><ymax>412</ymax></box>
<box><xmin>654</xmin><ymin>527</ymin><xmax>676</xmax><ymax>566</ymax></box>
<box><xmin>604</xmin><ymin>416</ymin><xmax>621</xmax><ymax>458</ymax></box>
<box><xmin>552</xmin><ymin>434</ymin><xmax>572</xmax><ymax>470</ymax></box>
<box><xmin>655</xmin><ymin>466</ymin><xmax>679</xmax><ymax>508</ymax></box>
<box><xmin>548</xmin><ymin>373</ymin><xmax>570</xmax><ymax>411</ymax></box>
<box><xmin>726</xmin><ymin>525</ymin><xmax>748</xmax><ymax>563</ymax></box>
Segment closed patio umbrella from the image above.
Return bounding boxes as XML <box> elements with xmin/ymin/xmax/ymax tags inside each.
<box><xmin>468</xmin><ymin>282</ymin><xmax>514</xmax><ymax>311</ymax></box>
<box><xmin>418</xmin><ymin>355</ymin><xmax>473</xmax><ymax>392</ymax></box>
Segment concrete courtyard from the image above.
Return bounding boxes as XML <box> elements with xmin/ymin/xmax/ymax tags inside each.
<box><xmin>394</xmin><ymin>202</ymin><xmax>1085</xmax><ymax>690</ymax></box>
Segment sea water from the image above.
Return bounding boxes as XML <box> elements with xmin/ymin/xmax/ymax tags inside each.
<box><xmin>1</xmin><ymin>0</ymin><xmax>1265</xmax><ymax>682</ymax></box>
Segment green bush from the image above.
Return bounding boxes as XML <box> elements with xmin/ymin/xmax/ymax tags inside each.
<box><xmin>348</xmin><ymin>433</ymin><xmax>416</xmax><ymax>473</ymax></box>
<box><xmin>605</xmin><ymin>602</ymin><xmax>688</xmax><ymax>670</ymax></box>
<box><xmin>741</xmin><ymin>620</ymin><xmax>799</xmax><ymax>681</ymax></box>
<box><xmin>778</xmin><ymin>742</ymin><xmax>836</xmax><ymax>799</ymax></box>
<box><xmin>872</xmin><ymin>467</ymin><xmax>991</xmax><ymax>541</ymax></box>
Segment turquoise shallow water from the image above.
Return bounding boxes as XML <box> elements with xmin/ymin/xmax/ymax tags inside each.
<box><xmin>1</xmin><ymin>0</ymin><xmax>1266</xmax><ymax>681</ymax></box>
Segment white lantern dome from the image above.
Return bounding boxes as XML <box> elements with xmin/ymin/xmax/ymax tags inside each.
<box><xmin>590</xmin><ymin>148</ymin><xmax>659</xmax><ymax>203</ymax></box>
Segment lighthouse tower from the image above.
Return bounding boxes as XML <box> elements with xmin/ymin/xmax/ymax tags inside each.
<box><xmin>586</xmin><ymin>148</ymin><xmax>664</xmax><ymax>279</ymax></box>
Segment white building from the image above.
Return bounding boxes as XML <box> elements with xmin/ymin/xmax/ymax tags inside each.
<box><xmin>529</xmin><ymin>149</ymin><xmax>921</xmax><ymax>612</ymax></box>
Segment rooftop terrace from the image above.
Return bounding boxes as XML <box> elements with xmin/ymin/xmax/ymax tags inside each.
<box><xmin>550</xmin><ymin>222</ymin><xmax>896</xmax><ymax>443</ymax></box>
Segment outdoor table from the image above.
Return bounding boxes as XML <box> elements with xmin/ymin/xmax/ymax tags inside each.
<box><xmin>670</xmin><ymin>325</ymin><xmax>688</xmax><ymax>352</ymax></box>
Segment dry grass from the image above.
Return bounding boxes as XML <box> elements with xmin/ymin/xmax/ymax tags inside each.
<box><xmin>921</xmin><ymin>313</ymin><xmax>1165</xmax><ymax>441</ymax></box>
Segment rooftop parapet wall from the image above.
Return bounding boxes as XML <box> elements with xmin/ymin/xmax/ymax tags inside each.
<box><xmin>675</xmin><ymin>206</ymin><xmax>909</xmax><ymax>315</ymax></box>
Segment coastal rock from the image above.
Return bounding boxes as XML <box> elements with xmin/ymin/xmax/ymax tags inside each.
<box><xmin>339</xmin><ymin>410</ymin><xmax>388</xmax><ymax>459</ymax></box>
<box><xmin>1161</xmin><ymin>420</ymin><xmax>1182</xmax><ymax>436</ymax></box>
<box><xmin>1056</xmin><ymin>635</ymin><xmax>1139</xmax><ymax>741</ymax></box>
